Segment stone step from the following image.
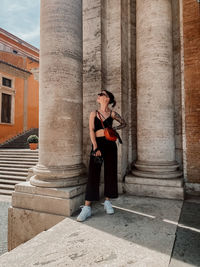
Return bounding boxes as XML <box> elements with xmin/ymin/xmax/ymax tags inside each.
<box><xmin>0</xmin><ymin>158</ymin><xmax>38</xmax><ymax>162</ymax></box>
<box><xmin>0</xmin><ymin>163</ymin><xmax>34</xmax><ymax>168</ymax></box>
<box><xmin>0</xmin><ymin>160</ymin><xmax>37</xmax><ymax>166</ymax></box>
<box><xmin>0</xmin><ymin>174</ymin><xmax>26</xmax><ymax>181</ymax></box>
<box><xmin>0</xmin><ymin>178</ymin><xmax>23</xmax><ymax>185</ymax></box>
<box><xmin>0</xmin><ymin>188</ymin><xmax>13</xmax><ymax>195</ymax></box>
<box><xmin>0</xmin><ymin>150</ymin><xmax>39</xmax><ymax>156</ymax></box>
<box><xmin>0</xmin><ymin>150</ymin><xmax>38</xmax><ymax>153</ymax></box>
<box><xmin>0</xmin><ymin>148</ymin><xmax>38</xmax><ymax>196</ymax></box>
<box><xmin>0</xmin><ymin>155</ymin><xmax>38</xmax><ymax>159</ymax></box>
<box><xmin>0</xmin><ymin>152</ymin><xmax>39</xmax><ymax>156</ymax></box>
<box><xmin>0</xmin><ymin>167</ymin><xmax>29</xmax><ymax>172</ymax></box>
<box><xmin>126</xmin><ymin>175</ymin><xmax>183</xmax><ymax>187</ymax></box>
<box><xmin>0</xmin><ymin>149</ymin><xmax>38</xmax><ymax>153</ymax></box>
<box><xmin>0</xmin><ymin>183</ymin><xmax>15</xmax><ymax>190</ymax></box>
<box><xmin>0</xmin><ymin>170</ymin><xmax>28</xmax><ymax>177</ymax></box>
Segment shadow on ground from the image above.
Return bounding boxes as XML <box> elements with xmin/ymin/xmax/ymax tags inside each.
<box><xmin>169</xmin><ymin>201</ymin><xmax>200</xmax><ymax>267</ymax></box>
<box><xmin>72</xmin><ymin>195</ymin><xmax>183</xmax><ymax>264</ymax></box>
<box><xmin>72</xmin><ymin>195</ymin><xmax>200</xmax><ymax>266</ymax></box>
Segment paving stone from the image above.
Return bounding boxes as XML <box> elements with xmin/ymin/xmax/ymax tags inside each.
<box><xmin>0</xmin><ymin>195</ymin><xmax>183</xmax><ymax>267</ymax></box>
<box><xmin>169</xmin><ymin>200</ymin><xmax>200</xmax><ymax>267</ymax></box>
<box><xmin>0</xmin><ymin>199</ymin><xmax>11</xmax><ymax>256</ymax></box>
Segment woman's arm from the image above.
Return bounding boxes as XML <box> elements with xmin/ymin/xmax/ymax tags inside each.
<box><xmin>89</xmin><ymin>111</ymin><xmax>98</xmax><ymax>150</ymax></box>
<box><xmin>111</xmin><ymin>111</ymin><xmax>127</xmax><ymax>130</ymax></box>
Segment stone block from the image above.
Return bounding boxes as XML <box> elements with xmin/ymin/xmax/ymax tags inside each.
<box><xmin>8</xmin><ymin>207</ymin><xmax>65</xmax><ymax>251</ymax></box>
<box><xmin>12</xmin><ymin>182</ymin><xmax>86</xmax><ymax>216</ymax></box>
<box><xmin>124</xmin><ymin>180</ymin><xmax>184</xmax><ymax>200</ymax></box>
<box><xmin>8</xmin><ymin>181</ymin><xmax>87</xmax><ymax>251</ymax></box>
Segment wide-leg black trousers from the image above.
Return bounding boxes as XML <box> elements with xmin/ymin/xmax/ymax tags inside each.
<box><xmin>85</xmin><ymin>136</ymin><xmax>118</xmax><ymax>201</ymax></box>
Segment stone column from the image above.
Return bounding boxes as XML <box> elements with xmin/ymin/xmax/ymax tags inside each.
<box><xmin>8</xmin><ymin>0</ymin><xmax>87</xmax><ymax>251</ymax></box>
<box><xmin>125</xmin><ymin>0</ymin><xmax>184</xmax><ymax>199</ymax></box>
<box><xmin>30</xmin><ymin>0</ymin><xmax>86</xmax><ymax>187</ymax></box>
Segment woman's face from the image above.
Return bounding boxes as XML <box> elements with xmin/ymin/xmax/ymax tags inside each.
<box><xmin>97</xmin><ymin>90</ymin><xmax>110</xmax><ymax>105</ymax></box>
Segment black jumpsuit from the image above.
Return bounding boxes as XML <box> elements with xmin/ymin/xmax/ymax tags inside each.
<box><xmin>85</xmin><ymin>112</ymin><xmax>118</xmax><ymax>201</ymax></box>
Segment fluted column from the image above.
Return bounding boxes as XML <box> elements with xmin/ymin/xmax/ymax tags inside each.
<box><xmin>30</xmin><ymin>0</ymin><xmax>86</xmax><ymax>187</ymax></box>
<box><xmin>125</xmin><ymin>0</ymin><xmax>184</xmax><ymax>199</ymax></box>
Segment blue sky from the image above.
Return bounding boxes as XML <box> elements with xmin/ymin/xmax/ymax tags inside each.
<box><xmin>0</xmin><ymin>0</ymin><xmax>40</xmax><ymax>49</ymax></box>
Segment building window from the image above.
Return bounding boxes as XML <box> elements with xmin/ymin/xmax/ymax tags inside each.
<box><xmin>2</xmin><ymin>77</ymin><xmax>12</xmax><ymax>88</ymax></box>
<box><xmin>1</xmin><ymin>93</ymin><xmax>11</xmax><ymax>123</ymax></box>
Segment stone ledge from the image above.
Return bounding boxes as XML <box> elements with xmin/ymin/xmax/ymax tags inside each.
<box><xmin>8</xmin><ymin>207</ymin><xmax>66</xmax><ymax>251</ymax></box>
<box><xmin>124</xmin><ymin>182</ymin><xmax>184</xmax><ymax>200</ymax></box>
<box><xmin>14</xmin><ymin>181</ymin><xmax>86</xmax><ymax>199</ymax></box>
<box><xmin>126</xmin><ymin>175</ymin><xmax>183</xmax><ymax>187</ymax></box>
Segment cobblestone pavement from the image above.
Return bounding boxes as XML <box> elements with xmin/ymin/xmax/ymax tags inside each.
<box><xmin>0</xmin><ymin>196</ymin><xmax>11</xmax><ymax>256</ymax></box>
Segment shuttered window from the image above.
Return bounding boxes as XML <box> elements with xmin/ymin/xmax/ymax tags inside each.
<box><xmin>1</xmin><ymin>93</ymin><xmax>11</xmax><ymax>123</ymax></box>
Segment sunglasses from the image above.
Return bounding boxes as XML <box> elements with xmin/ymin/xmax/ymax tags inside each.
<box><xmin>98</xmin><ymin>92</ymin><xmax>108</xmax><ymax>97</ymax></box>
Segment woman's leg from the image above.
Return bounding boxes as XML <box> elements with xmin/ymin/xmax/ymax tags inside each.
<box><xmin>85</xmin><ymin>154</ymin><xmax>102</xmax><ymax>201</ymax></box>
<box><xmin>104</xmin><ymin>141</ymin><xmax>118</xmax><ymax>199</ymax></box>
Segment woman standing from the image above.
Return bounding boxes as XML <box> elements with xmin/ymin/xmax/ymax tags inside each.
<box><xmin>77</xmin><ymin>90</ymin><xmax>126</xmax><ymax>222</ymax></box>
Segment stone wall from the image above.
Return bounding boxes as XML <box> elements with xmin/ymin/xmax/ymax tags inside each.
<box><xmin>183</xmin><ymin>0</ymin><xmax>200</xmax><ymax>183</ymax></box>
<box><xmin>83</xmin><ymin>0</ymin><xmax>136</xmax><ymax>191</ymax></box>
<box><xmin>172</xmin><ymin>0</ymin><xmax>183</xmax><ymax>170</ymax></box>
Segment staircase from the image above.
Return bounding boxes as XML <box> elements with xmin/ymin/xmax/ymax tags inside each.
<box><xmin>0</xmin><ymin>149</ymin><xmax>38</xmax><ymax>195</ymax></box>
<box><xmin>0</xmin><ymin>128</ymin><xmax>38</xmax><ymax>149</ymax></box>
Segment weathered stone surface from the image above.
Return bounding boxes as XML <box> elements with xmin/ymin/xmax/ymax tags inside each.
<box><xmin>125</xmin><ymin>0</ymin><xmax>184</xmax><ymax>198</ymax></box>
<box><xmin>83</xmin><ymin>0</ymin><xmax>134</xmax><ymax>194</ymax></box>
<box><xmin>172</xmin><ymin>0</ymin><xmax>183</xmax><ymax>170</ymax></box>
<box><xmin>12</xmin><ymin>182</ymin><xmax>86</xmax><ymax>217</ymax></box>
<box><xmin>31</xmin><ymin>0</ymin><xmax>85</xmax><ymax>187</ymax></box>
<box><xmin>0</xmin><ymin>200</ymin><xmax>11</xmax><ymax>256</ymax></box>
<box><xmin>82</xmin><ymin>0</ymin><xmax>102</xmax><ymax>175</ymax></box>
<box><xmin>8</xmin><ymin>207</ymin><xmax>66</xmax><ymax>251</ymax></box>
<box><xmin>136</xmin><ymin>0</ymin><xmax>175</xmax><ymax>162</ymax></box>
<box><xmin>7</xmin><ymin>181</ymin><xmax>86</xmax><ymax>250</ymax></box>
<box><xmin>0</xmin><ymin>195</ymin><xmax>183</xmax><ymax>266</ymax></box>
<box><xmin>124</xmin><ymin>183</ymin><xmax>184</xmax><ymax>200</ymax></box>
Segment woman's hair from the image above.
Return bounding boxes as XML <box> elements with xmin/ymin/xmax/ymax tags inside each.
<box><xmin>103</xmin><ymin>90</ymin><xmax>116</xmax><ymax>107</ymax></box>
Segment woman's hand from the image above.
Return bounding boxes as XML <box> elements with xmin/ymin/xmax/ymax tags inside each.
<box><xmin>95</xmin><ymin>149</ymin><xmax>101</xmax><ymax>157</ymax></box>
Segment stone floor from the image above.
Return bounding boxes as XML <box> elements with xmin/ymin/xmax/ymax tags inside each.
<box><xmin>0</xmin><ymin>195</ymin><xmax>11</xmax><ymax>256</ymax></box>
<box><xmin>0</xmin><ymin>194</ymin><xmax>199</xmax><ymax>266</ymax></box>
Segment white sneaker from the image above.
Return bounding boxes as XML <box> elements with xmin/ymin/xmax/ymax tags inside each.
<box><xmin>104</xmin><ymin>200</ymin><xmax>114</xmax><ymax>214</ymax></box>
<box><xmin>77</xmin><ymin>205</ymin><xmax>91</xmax><ymax>222</ymax></box>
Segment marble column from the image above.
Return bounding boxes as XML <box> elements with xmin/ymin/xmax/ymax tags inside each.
<box><xmin>8</xmin><ymin>0</ymin><xmax>87</xmax><ymax>251</ymax></box>
<box><xmin>125</xmin><ymin>0</ymin><xmax>184</xmax><ymax>199</ymax></box>
<box><xmin>30</xmin><ymin>0</ymin><xmax>86</xmax><ymax>187</ymax></box>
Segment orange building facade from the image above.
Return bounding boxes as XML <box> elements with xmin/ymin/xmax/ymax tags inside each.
<box><xmin>0</xmin><ymin>28</ymin><xmax>39</xmax><ymax>144</ymax></box>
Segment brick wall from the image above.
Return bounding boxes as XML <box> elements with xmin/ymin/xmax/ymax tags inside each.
<box><xmin>183</xmin><ymin>0</ymin><xmax>200</xmax><ymax>183</ymax></box>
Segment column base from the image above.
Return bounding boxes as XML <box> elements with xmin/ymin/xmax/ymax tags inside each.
<box><xmin>31</xmin><ymin>164</ymin><xmax>86</xmax><ymax>187</ymax></box>
<box><xmin>124</xmin><ymin>174</ymin><xmax>184</xmax><ymax>200</ymax></box>
<box><xmin>8</xmin><ymin>181</ymin><xmax>86</xmax><ymax>250</ymax></box>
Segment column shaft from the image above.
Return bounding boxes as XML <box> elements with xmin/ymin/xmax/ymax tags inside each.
<box><xmin>125</xmin><ymin>0</ymin><xmax>184</xmax><ymax>199</ymax></box>
<box><xmin>135</xmin><ymin>0</ymin><xmax>181</xmax><ymax>175</ymax></box>
<box><xmin>31</xmin><ymin>0</ymin><xmax>85</xmax><ymax>187</ymax></box>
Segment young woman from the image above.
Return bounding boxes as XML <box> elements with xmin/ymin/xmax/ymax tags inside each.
<box><xmin>77</xmin><ymin>90</ymin><xmax>126</xmax><ymax>222</ymax></box>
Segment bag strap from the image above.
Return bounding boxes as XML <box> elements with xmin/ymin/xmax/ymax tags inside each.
<box><xmin>97</xmin><ymin>111</ymin><xmax>105</xmax><ymax>129</ymax></box>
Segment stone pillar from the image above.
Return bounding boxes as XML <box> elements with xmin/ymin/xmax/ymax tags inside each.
<box><xmin>30</xmin><ymin>0</ymin><xmax>85</xmax><ymax>187</ymax></box>
<box><xmin>125</xmin><ymin>0</ymin><xmax>184</xmax><ymax>199</ymax></box>
<box><xmin>8</xmin><ymin>0</ymin><xmax>87</xmax><ymax>251</ymax></box>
